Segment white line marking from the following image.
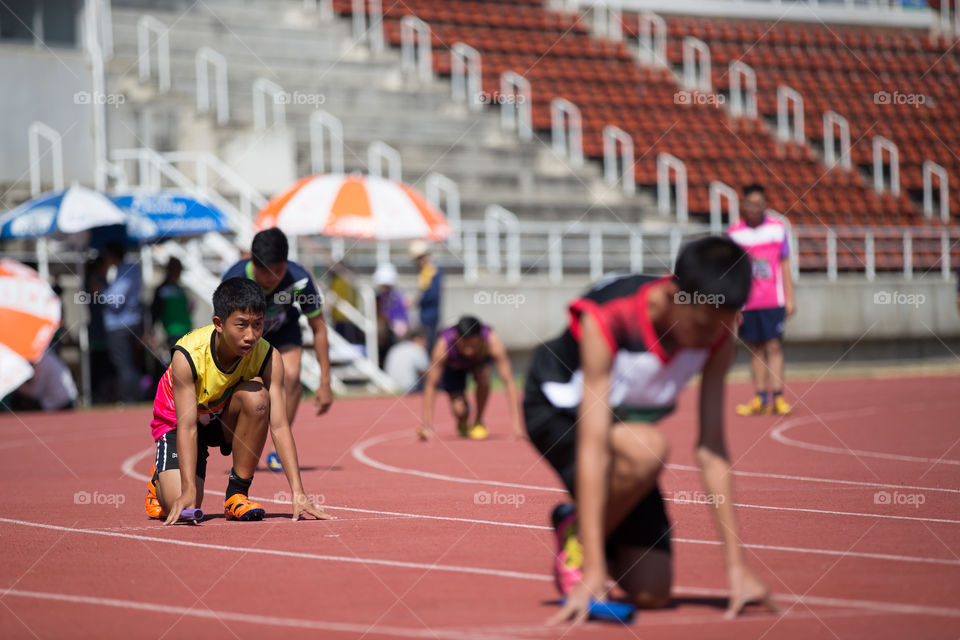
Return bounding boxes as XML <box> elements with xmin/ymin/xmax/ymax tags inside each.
<box><xmin>771</xmin><ymin>409</ymin><xmax>960</xmax><ymax>466</ymax></box>
<box><xmin>2</xmin><ymin>521</ymin><xmax>960</xmax><ymax>621</ymax></box>
<box><xmin>350</xmin><ymin>432</ymin><xmax>960</xmax><ymax>525</ymax></box>
<box><xmin>0</xmin><ymin>588</ymin><xmax>526</xmax><ymax>640</ymax></box>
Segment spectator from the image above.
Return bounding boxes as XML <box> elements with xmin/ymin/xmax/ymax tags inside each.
<box><xmin>84</xmin><ymin>255</ymin><xmax>114</xmax><ymax>403</ymax></box>
<box><xmin>151</xmin><ymin>257</ymin><xmax>193</xmax><ymax>351</ymax></box>
<box><xmin>409</xmin><ymin>240</ymin><xmax>443</xmax><ymax>349</ymax></box>
<box><xmin>9</xmin><ymin>350</ymin><xmax>78</xmax><ymax>411</ymax></box>
<box><xmin>727</xmin><ymin>184</ymin><xmax>796</xmax><ymax>416</ymax></box>
<box><xmin>373</xmin><ymin>262</ymin><xmax>409</xmax><ymax>365</ymax></box>
<box><xmin>329</xmin><ymin>261</ymin><xmax>364</xmax><ymax>345</ymax></box>
<box><xmin>101</xmin><ymin>241</ymin><xmax>143</xmax><ymax>403</ymax></box>
<box><xmin>383</xmin><ymin>327</ymin><xmax>430</xmax><ymax>394</ymax></box>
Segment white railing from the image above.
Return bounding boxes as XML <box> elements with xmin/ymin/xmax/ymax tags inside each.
<box><xmin>137</xmin><ymin>16</ymin><xmax>170</xmax><ymax>93</ymax></box>
<box><xmin>777</xmin><ymin>84</ymin><xmax>804</xmax><ymax>143</ymax></box>
<box><xmin>590</xmin><ymin>1</ymin><xmax>623</xmax><ymax>40</ymax></box>
<box><xmin>500</xmin><ymin>71</ymin><xmax>533</xmax><ymax>141</ymax></box>
<box><xmin>303</xmin><ymin>0</ymin><xmax>334</xmax><ymax>21</ymax></box>
<box><xmin>603</xmin><ymin>125</ymin><xmax>635</xmax><ymax>196</ymax></box>
<box><xmin>401</xmin><ymin>15</ymin><xmax>433</xmax><ymax>83</ymax></box>
<box><xmin>451</xmin><ymin>43</ymin><xmax>483</xmax><ymax>110</ymax></box>
<box><xmin>657</xmin><ymin>152</ymin><xmax>688</xmax><ymax>223</ymax></box>
<box><xmin>922</xmin><ymin>160</ymin><xmax>949</xmax><ymax>223</ymax></box>
<box><xmin>682</xmin><ymin>36</ymin><xmax>711</xmax><ymax>91</ymax></box>
<box><xmin>426</xmin><ymin>172</ymin><xmax>461</xmax><ymax>249</ymax></box>
<box><xmin>822</xmin><ymin>110</ymin><xmax>851</xmax><ymax>170</ymax></box>
<box><xmin>310</xmin><ymin>110</ymin><xmax>345</xmax><ymax>174</ymax></box>
<box><xmin>27</xmin><ymin>121</ymin><xmax>64</xmax><ymax>197</ymax></box>
<box><xmin>728</xmin><ymin>60</ymin><xmax>757</xmax><ymax>118</ymax></box>
<box><xmin>873</xmin><ymin>135</ymin><xmax>900</xmax><ymax>195</ymax></box>
<box><xmin>485</xmin><ymin>205</ymin><xmax>521</xmax><ymax>282</ymax></box>
<box><xmin>636</xmin><ymin>11</ymin><xmax>667</xmax><ymax>66</ymax></box>
<box><xmin>196</xmin><ymin>47</ymin><xmax>229</xmax><ymax>126</ymax></box>
<box><xmin>351</xmin><ymin>0</ymin><xmax>384</xmax><ymax>53</ymax></box>
<box><xmin>367</xmin><ymin>141</ymin><xmax>402</xmax><ymax>181</ymax></box>
<box><xmin>252</xmin><ymin>78</ymin><xmax>286</xmax><ymax>131</ymax></box>
<box><xmin>709</xmin><ymin>181</ymin><xmax>739</xmax><ymax>233</ymax></box>
<box><xmin>160</xmin><ymin>150</ymin><xmax>268</xmax><ymax>223</ymax></box>
<box><xmin>550</xmin><ymin>98</ymin><xmax>584</xmax><ymax>166</ymax></box>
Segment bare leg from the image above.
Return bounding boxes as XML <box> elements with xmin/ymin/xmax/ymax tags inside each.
<box><xmin>449</xmin><ymin>392</ymin><xmax>469</xmax><ymax>428</ymax></box>
<box><xmin>156</xmin><ymin>472</ymin><xmax>204</xmax><ymax>514</ymax></box>
<box><xmin>608</xmin><ymin>547</ymin><xmax>672</xmax><ymax>609</ymax></box>
<box><xmin>747</xmin><ymin>342</ymin><xmax>767</xmax><ymax>396</ymax></box>
<box><xmin>765</xmin><ymin>338</ymin><xmax>785</xmax><ymax>393</ymax></box>
<box><xmin>277</xmin><ymin>345</ymin><xmax>302</xmax><ymax>428</ymax></box>
<box><xmin>473</xmin><ymin>365</ymin><xmax>491</xmax><ymax>424</ymax></box>
<box><xmin>221</xmin><ymin>378</ymin><xmax>271</xmax><ymax>479</ymax></box>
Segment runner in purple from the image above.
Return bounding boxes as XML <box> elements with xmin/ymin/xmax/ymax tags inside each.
<box><xmin>418</xmin><ymin>316</ymin><xmax>521</xmax><ymax>441</ymax></box>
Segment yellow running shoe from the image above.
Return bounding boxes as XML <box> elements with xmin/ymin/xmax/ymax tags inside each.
<box><xmin>468</xmin><ymin>424</ymin><xmax>490</xmax><ymax>440</ymax></box>
<box><xmin>735</xmin><ymin>395</ymin><xmax>769</xmax><ymax>416</ymax></box>
<box><xmin>772</xmin><ymin>395</ymin><xmax>792</xmax><ymax>415</ymax></box>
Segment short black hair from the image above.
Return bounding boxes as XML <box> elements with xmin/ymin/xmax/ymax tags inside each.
<box><xmin>743</xmin><ymin>183</ymin><xmax>765</xmax><ymax>198</ymax></box>
<box><xmin>455</xmin><ymin>315</ymin><xmax>483</xmax><ymax>339</ymax></box>
<box><xmin>673</xmin><ymin>236</ymin><xmax>752</xmax><ymax>310</ymax></box>
<box><xmin>103</xmin><ymin>241</ymin><xmax>126</xmax><ymax>261</ymax></box>
<box><xmin>251</xmin><ymin>228</ymin><xmax>289</xmax><ymax>268</ymax></box>
<box><xmin>213</xmin><ymin>277</ymin><xmax>266</xmax><ymax>321</ymax></box>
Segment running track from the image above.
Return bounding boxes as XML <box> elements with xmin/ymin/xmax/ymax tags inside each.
<box><xmin>1</xmin><ymin>375</ymin><xmax>958</xmax><ymax>639</ymax></box>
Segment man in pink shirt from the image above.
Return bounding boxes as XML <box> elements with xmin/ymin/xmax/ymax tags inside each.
<box><xmin>727</xmin><ymin>184</ymin><xmax>796</xmax><ymax>416</ymax></box>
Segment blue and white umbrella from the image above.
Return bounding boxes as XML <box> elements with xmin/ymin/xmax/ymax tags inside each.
<box><xmin>111</xmin><ymin>191</ymin><xmax>231</xmax><ymax>242</ymax></box>
<box><xmin>0</xmin><ymin>184</ymin><xmax>127</xmax><ymax>239</ymax></box>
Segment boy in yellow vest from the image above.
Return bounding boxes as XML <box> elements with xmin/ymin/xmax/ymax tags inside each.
<box><xmin>145</xmin><ymin>277</ymin><xmax>331</xmax><ymax>524</ymax></box>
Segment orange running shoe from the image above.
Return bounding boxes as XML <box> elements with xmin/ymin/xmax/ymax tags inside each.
<box><xmin>224</xmin><ymin>494</ymin><xmax>265</xmax><ymax>521</ymax></box>
<box><xmin>145</xmin><ymin>466</ymin><xmax>166</xmax><ymax>519</ymax></box>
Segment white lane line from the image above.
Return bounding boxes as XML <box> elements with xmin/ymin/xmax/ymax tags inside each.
<box><xmin>118</xmin><ymin>448</ymin><xmax>960</xmax><ymax>565</ymax></box>
<box><xmin>350</xmin><ymin>432</ymin><xmax>960</xmax><ymax>525</ymax></box>
<box><xmin>0</xmin><ymin>588</ymin><xmax>524</xmax><ymax>640</ymax></box>
<box><xmin>3</xmin><ymin>520</ymin><xmax>960</xmax><ymax>621</ymax></box>
<box><xmin>771</xmin><ymin>412</ymin><xmax>960</xmax><ymax>466</ymax></box>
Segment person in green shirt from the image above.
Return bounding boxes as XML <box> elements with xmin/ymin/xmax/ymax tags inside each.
<box><xmin>151</xmin><ymin>257</ymin><xmax>193</xmax><ymax>350</ymax></box>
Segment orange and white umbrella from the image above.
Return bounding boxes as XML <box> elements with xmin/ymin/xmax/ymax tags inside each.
<box><xmin>0</xmin><ymin>259</ymin><xmax>61</xmax><ymax>397</ymax></box>
<box><xmin>254</xmin><ymin>174</ymin><xmax>451</xmax><ymax>241</ymax></box>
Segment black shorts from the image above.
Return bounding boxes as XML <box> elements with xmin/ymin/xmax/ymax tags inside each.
<box><xmin>264</xmin><ymin>318</ymin><xmax>303</xmax><ymax>348</ymax></box>
<box><xmin>439</xmin><ymin>361</ymin><xmax>490</xmax><ymax>394</ymax></box>
<box><xmin>739</xmin><ymin>307</ymin><xmax>786</xmax><ymax>343</ymax></box>
<box><xmin>153</xmin><ymin>418</ymin><xmax>232</xmax><ymax>481</ymax></box>
<box><xmin>524</xmin><ymin>380</ymin><xmax>672</xmax><ymax>554</ymax></box>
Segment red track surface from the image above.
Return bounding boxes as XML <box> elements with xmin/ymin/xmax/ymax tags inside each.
<box><xmin>1</xmin><ymin>375</ymin><xmax>959</xmax><ymax>639</ymax></box>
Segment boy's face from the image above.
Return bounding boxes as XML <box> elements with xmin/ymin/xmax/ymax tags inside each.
<box><xmin>743</xmin><ymin>192</ymin><xmax>766</xmax><ymax>226</ymax></box>
<box><xmin>215</xmin><ymin>309</ymin><xmax>264</xmax><ymax>356</ymax></box>
<box><xmin>456</xmin><ymin>334</ymin><xmax>485</xmax><ymax>360</ymax></box>
<box><xmin>668</xmin><ymin>290</ymin><xmax>738</xmax><ymax>349</ymax></box>
<box><xmin>252</xmin><ymin>261</ymin><xmax>287</xmax><ymax>291</ymax></box>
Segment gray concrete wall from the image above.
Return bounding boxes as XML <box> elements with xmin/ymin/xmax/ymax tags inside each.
<box><xmin>0</xmin><ymin>44</ymin><xmax>94</xmax><ymax>189</ymax></box>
